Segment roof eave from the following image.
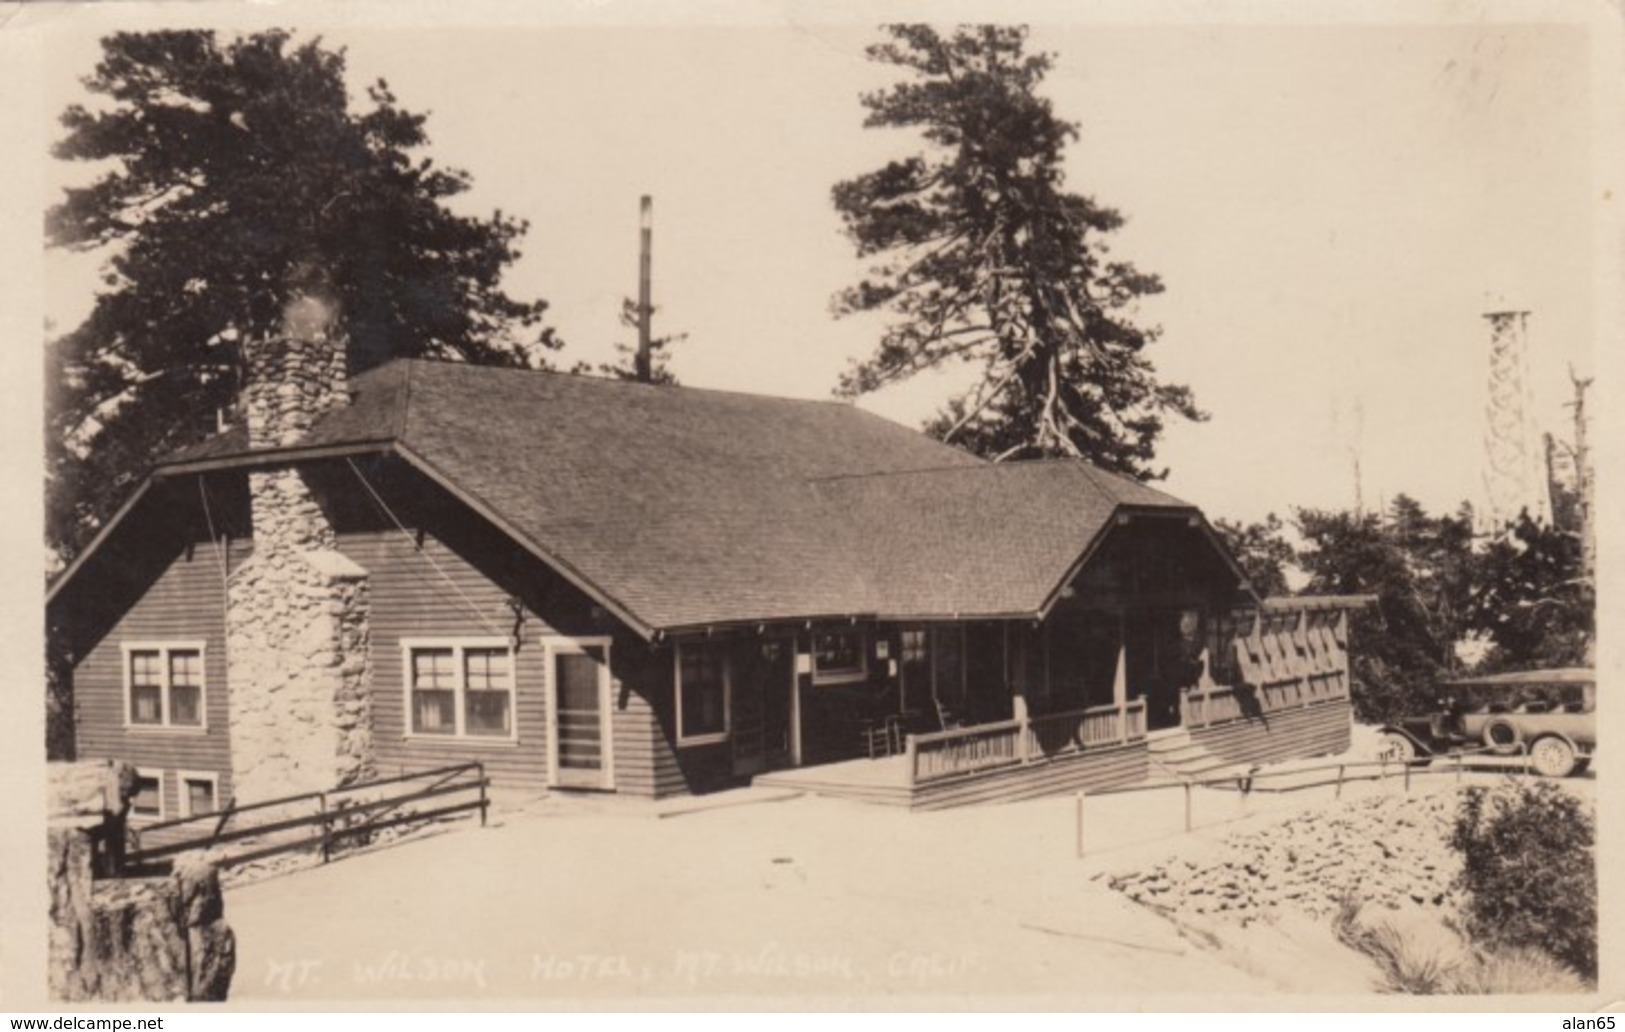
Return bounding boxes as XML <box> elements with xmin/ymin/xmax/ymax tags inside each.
<box><xmin>389</xmin><ymin>441</ymin><xmax>659</xmax><ymax>642</ymax></box>
<box><xmin>45</xmin><ymin>479</ymin><xmax>155</xmax><ymax>608</ymax></box>
<box><xmin>154</xmin><ymin>438</ymin><xmax>397</xmax><ymax>476</ymax></box>
<box><xmin>655</xmin><ymin>612</ymin><xmax>880</xmax><ymax>640</ymax></box>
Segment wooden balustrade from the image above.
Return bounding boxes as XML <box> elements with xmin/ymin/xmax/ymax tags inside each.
<box><xmin>1181</xmin><ymin>669</ymin><xmax>1350</xmax><ymax>729</ymax></box>
<box><xmin>907</xmin><ymin>698</ymin><xmax>1148</xmax><ymax>787</ymax></box>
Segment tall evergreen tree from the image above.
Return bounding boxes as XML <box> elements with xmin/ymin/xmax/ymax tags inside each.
<box><xmin>571</xmin><ymin>298</ymin><xmax>684</xmax><ymax>385</ymax></box>
<box><xmin>47</xmin><ymin>29</ymin><xmax>561</xmax><ymax>562</ymax></box>
<box><xmin>832</xmin><ymin>24</ymin><xmax>1203</xmax><ymax>474</ymax></box>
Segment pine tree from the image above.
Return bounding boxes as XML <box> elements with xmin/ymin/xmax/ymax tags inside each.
<box><xmin>832</xmin><ymin>24</ymin><xmax>1203</xmax><ymax>474</ymax></box>
<box><xmin>47</xmin><ymin>30</ymin><xmax>561</xmax><ymax>562</ymax></box>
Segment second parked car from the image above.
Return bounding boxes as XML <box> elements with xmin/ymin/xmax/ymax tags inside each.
<box><xmin>1376</xmin><ymin>667</ymin><xmax>1595</xmax><ymax>777</ymax></box>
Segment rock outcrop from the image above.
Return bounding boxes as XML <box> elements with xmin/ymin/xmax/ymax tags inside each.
<box><xmin>1108</xmin><ymin>790</ymin><xmax>1464</xmax><ymax>923</ymax></box>
<box><xmin>47</xmin><ymin>761</ymin><xmax>235</xmax><ymax>1002</ymax></box>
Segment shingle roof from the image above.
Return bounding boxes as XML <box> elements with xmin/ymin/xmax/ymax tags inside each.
<box><xmin>158</xmin><ymin>359</ymin><xmax>1204</xmax><ymax>634</ymax></box>
<box><xmin>814</xmin><ymin>460</ymin><xmax>1190</xmax><ymax>620</ymax></box>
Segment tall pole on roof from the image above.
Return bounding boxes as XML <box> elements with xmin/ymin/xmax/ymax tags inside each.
<box><xmin>636</xmin><ymin>195</ymin><xmax>653</xmax><ymax>384</ymax></box>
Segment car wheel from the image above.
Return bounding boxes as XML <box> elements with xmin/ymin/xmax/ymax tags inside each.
<box><xmin>1482</xmin><ymin>718</ymin><xmax>1522</xmax><ymax>756</ymax></box>
<box><xmin>1377</xmin><ymin>731</ymin><xmax>1416</xmax><ymax>764</ymax></box>
<box><xmin>1528</xmin><ymin>736</ymin><xmax>1577</xmax><ymax>778</ymax></box>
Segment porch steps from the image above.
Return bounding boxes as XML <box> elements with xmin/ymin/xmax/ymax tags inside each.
<box><xmin>1143</xmin><ymin>728</ymin><xmax>1254</xmax><ymax>784</ymax></box>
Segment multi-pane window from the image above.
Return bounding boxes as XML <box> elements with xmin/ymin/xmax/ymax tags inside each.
<box><xmin>464</xmin><ymin>647</ymin><xmax>513</xmax><ymax>736</ymax></box>
<box><xmin>676</xmin><ymin>641</ymin><xmax>728</xmax><ymax>744</ymax></box>
<box><xmin>900</xmin><ymin>630</ymin><xmax>929</xmax><ymax>665</ymax></box>
<box><xmin>406</xmin><ymin>641</ymin><xmax>516</xmax><ymax>740</ymax></box>
<box><xmin>411</xmin><ymin>648</ymin><xmax>457</xmax><ymax>734</ymax></box>
<box><xmin>169</xmin><ymin>650</ymin><xmax>203</xmax><ymax>726</ymax></box>
<box><xmin>812</xmin><ymin>630</ymin><xmax>867</xmax><ymax>684</ymax></box>
<box><xmin>124</xmin><ymin>644</ymin><xmax>205</xmax><ymax>728</ymax></box>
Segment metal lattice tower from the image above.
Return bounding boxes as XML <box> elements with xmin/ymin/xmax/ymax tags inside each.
<box><xmin>1480</xmin><ymin>308</ymin><xmax>1549</xmax><ymax>530</ymax></box>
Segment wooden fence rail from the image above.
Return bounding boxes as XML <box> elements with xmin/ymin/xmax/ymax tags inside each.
<box><xmin>124</xmin><ymin>762</ymin><xmax>488</xmax><ymax>872</ymax></box>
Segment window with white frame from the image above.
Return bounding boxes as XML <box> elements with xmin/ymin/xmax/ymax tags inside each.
<box><xmin>675</xmin><ymin>641</ymin><xmax>729</xmax><ymax>745</ymax></box>
<box><xmin>812</xmin><ymin>630</ymin><xmax>867</xmax><ymax>684</ymax></box>
<box><xmin>405</xmin><ymin>640</ymin><xmax>515</xmax><ymax>739</ymax></box>
<box><xmin>124</xmin><ymin>643</ymin><xmax>205</xmax><ymax>728</ymax></box>
<box><xmin>131</xmin><ymin>768</ymin><xmax>164</xmax><ymax>821</ymax></box>
<box><xmin>178</xmin><ymin>770</ymin><xmax>219</xmax><ymax>818</ymax></box>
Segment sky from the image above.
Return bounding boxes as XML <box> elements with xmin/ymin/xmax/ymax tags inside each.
<box><xmin>20</xmin><ymin>2</ymin><xmax>1617</xmax><ymax>528</ymax></box>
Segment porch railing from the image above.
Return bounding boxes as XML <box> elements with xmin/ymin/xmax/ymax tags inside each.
<box><xmin>1181</xmin><ymin>670</ymin><xmax>1350</xmax><ymax>729</ymax></box>
<box><xmin>906</xmin><ymin>698</ymin><xmax>1148</xmax><ymax>787</ymax></box>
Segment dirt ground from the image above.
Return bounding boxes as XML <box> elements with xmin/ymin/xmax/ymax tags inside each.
<box><xmin>222</xmin><ymin>721</ymin><xmax>1601</xmax><ymax>1007</ymax></box>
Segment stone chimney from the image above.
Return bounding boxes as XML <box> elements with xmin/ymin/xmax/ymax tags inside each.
<box><xmin>225</xmin><ymin>278</ymin><xmax>375</xmax><ymax>802</ymax></box>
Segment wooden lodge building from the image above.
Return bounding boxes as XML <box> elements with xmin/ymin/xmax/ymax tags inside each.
<box><xmin>48</xmin><ymin>326</ymin><xmax>1364</xmax><ymax>817</ymax></box>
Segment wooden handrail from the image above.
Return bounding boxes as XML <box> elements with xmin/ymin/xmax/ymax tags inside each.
<box><xmin>908</xmin><ymin>698</ymin><xmax>1151</xmax><ymax>786</ymax></box>
<box><xmin>909</xmin><ymin>718</ymin><xmax>1023</xmax><ymax>748</ymax></box>
<box><xmin>123</xmin><ymin>762</ymin><xmax>489</xmax><ymax>870</ymax></box>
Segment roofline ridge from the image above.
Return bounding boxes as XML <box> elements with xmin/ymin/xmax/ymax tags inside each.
<box><xmin>397</xmin><ymin>355</ymin><xmax>868</xmax><ymax>411</ymax></box>
<box><xmin>808</xmin><ymin>459</ymin><xmax>995</xmax><ymax>484</ymax></box>
<box><xmin>1069</xmin><ymin>458</ymin><xmax>1190</xmax><ymax>506</ymax></box>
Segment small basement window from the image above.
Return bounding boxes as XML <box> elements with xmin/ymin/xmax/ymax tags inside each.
<box><xmin>131</xmin><ymin>769</ymin><xmax>164</xmax><ymax>822</ymax></box>
<box><xmin>812</xmin><ymin>630</ymin><xmax>867</xmax><ymax>685</ymax></box>
<box><xmin>675</xmin><ymin>641</ymin><xmax>729</xmax><ymax>746</ymax></box>
<box><xmin>123</xmin><ymin>643</ymin><xmax>206</xmax><ymax>729</ymax></box>
<box><xmin>178</xmin><ymin>770</ymin><xmax>219</xmax><ymax>818</ymax></box>
<box><xmin>404</xmin><ymin>640</ymin><xmax>516</xmax><ymax>740</ymax></box>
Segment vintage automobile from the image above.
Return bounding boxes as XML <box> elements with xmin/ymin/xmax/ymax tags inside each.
<box><xmin>1376</xmin><ymin>667</ymin><xmax>1595</xmax><ymax>777</ymax></box>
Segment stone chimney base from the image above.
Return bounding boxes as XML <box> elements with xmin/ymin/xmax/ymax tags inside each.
<box><xmin>227</xmin><ymin>545</ymin><xmax>374</xmax><ymax>802</ymax></box>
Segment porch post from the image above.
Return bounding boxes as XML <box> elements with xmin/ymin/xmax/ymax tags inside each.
<box><xmin>789</xmin><ymin>634</ymin><xmax>803</xmax><ymax>767</ymax></box>
<box><xmin>1113</xmin><ymin>640</ymin><xmax>1128</xmax><ymax>744</ymax></box>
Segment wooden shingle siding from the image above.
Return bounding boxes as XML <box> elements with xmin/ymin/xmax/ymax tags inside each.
<box><xmin>641</xmin><ymin>649</ymin><xmax>722</xmax><ymax>798</ymax></box>
<box><xmin>334</xmin><ymin>527</ymin><xmax>554</xmax><ymax>790</ymax></box>
<box><xmin>1188</xmin><ymin>698</ymin><xmax>1353</xmax><ymax>768</ymax></box>
<box><xmin>325</xmin><ymin>459</ymin><xmax>671</xmax><ymax>796</ymax></box>
<box><xmin>73</xmin><ymin>535</ymin><xmax>235</xmax><ymax>819</ymax></box>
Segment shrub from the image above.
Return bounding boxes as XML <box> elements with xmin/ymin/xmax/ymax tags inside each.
<box><xmin>1448</xmin><ymin>782</ymin><xmax>1597</xmax><ymax>982</ymax></box>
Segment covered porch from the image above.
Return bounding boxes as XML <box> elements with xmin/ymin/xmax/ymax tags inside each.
<box><xmin>753</xmin><ymin>596</ymin><xmax>1365</xmax><ymax>809</ymax></box>
<box><xmin>756</xmin><ymin>697</ymin><xmax>1150</xmax><ymax>810</ymax></box>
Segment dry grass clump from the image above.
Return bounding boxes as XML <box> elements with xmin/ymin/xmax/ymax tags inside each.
<box><xmin>1334</xmin><ymin>896</ymin><xmax>1589</xmax><ymax>995</ymax></box>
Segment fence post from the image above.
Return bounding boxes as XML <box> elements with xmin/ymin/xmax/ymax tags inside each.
<box><xmin>477</xmin><ymin>763</ymin><xmax>488</xmax><ymax>827</ymax></box>
<box><xmin>1075</xmin><ymin>790</ymin><xmax>1085</xmax><ymax>859</ymax></box>
<box><xmin>317</xmin><ymin>792</ymin><xmax>330</xmax><ymax>864</ymax></box>
<box><xmin>1455</xmin><ymin>750</ymin><xmax>1463</xmax><ymax>785</ymax></box>
<box><xmin>1404</xmin><ymin>757</ymin><xmax>1412</xmax><ymax>793</ymax></box>
<box><xmin>1183</xmin><ymin>780</ymin><xmax>1193</xmax><ymax>833</ymax></box>
<box><xmin>1335</xmin><ymin>764</ymin><xmax>1345</xmax><ymax>799</ymax></box>
<box><xmin>905</xmin><ymin>734</ymin><xmax>919</xmax><ymax>790</ymax></box>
